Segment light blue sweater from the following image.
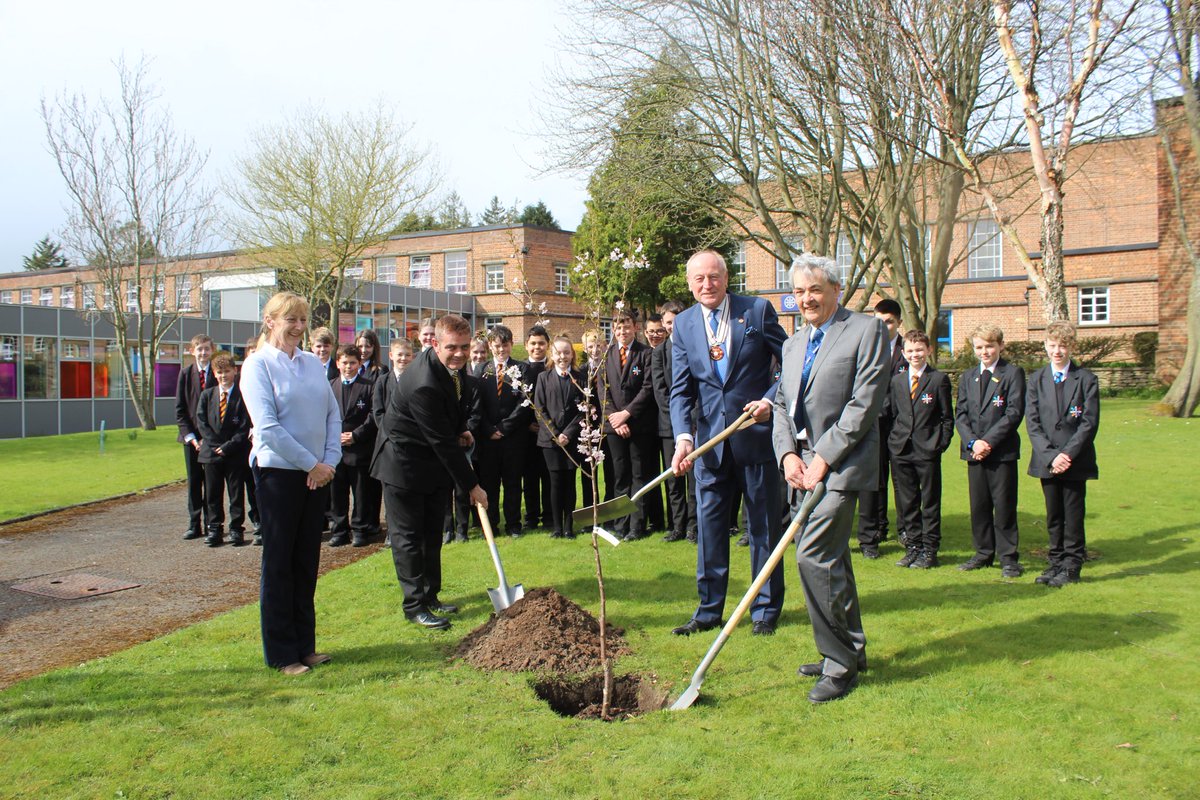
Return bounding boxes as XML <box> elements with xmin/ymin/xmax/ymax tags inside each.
<box><xmin>241</xmin><ymin>342</ymin><xmax>342</xmax><ymax>472</ymax></box>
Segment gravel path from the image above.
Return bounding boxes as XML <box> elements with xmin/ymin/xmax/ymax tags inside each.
<box><xmin>0</xmin><ymin>485</ymin><xmax>386</xmax><ymax>689</ymax></box>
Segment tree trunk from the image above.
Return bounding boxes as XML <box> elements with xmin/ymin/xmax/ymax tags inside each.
<box><xmin>1162</xmin><ymin>263</ymin><xmax>1200</xmax><ymax>417</ymax></box>
<box><xmin>1039</xmin><ymin>197</ymin><xmax>1070</xmax><ymax>322</ymax></box>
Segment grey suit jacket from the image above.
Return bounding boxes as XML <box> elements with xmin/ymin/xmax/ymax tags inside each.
<box><xmin>771</xmin><ymin>306</ymin><xmax>890</xmax><ymax>492</ymax></box>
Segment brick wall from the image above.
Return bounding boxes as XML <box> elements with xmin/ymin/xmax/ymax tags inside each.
<box><xmin>1156</xmin><ymin>100</ymin><xmax>1199</xmax><ymax>383</ymax></box>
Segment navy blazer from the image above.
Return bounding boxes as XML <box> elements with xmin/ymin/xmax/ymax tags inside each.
<box><xmin>175</xmin><ymin>362</ymin><xmax>212</xmax><ymax>443</ymax></box>
<box><xmin>195</xmin><ymin>383</ymin><xmax>250</xmax><ymax>464</ymax></box>
<box><xmin>670</xmin><ymin>293</ymin><xmax>787</xmax><ymax>468</ymax></box>
<box><xmin>473</xmin><ymin>357</ymin><xmax>532</xmax><ymax>438</ymax></box>
<box><xmin>332</xmin><ymin>375</ymin><xmax>377</xmax><ymax>467</ymax></box>
<box><xmin>1025</xmin><ymin>363</ymin><xmax>1099</xmax><ymax>480</ymax></box>
<box><xmin>534</xmin><ymin>368</ymin><xmax>585</xmax><ymax>451</ymax></box>
<box><xmin>604</xmin><ymin>339</ymin><xmax>656</xmax><ymax>434</ymax></box>
<box><xmin>955</xmin><ymin>358</ymin><xmax>1026</xmax><ymax>462</ymax></box>
<box><xmin>887</xmin><ymin>367</ymin><xmax>954</xmax><ymax>461</ymax></box>
<box><xmin>650</xmin><ymin>340</ymin><xmax>674</xmax><ymax>438</ymax></box>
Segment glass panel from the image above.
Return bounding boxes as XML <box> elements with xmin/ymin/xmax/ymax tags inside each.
<box><xmin>0</xmin><ymin>335</ymin><xmax>17</xmax><ymax>399</ymax></box>
<box><xmin>155</xmin><ymin>362</ymin><xmax>181</xmax><ymax>397</ymax></box>
<box><xmin>23</xmin><ymin>336</ymin><xmax>58</xmax><ymax>399</ymax></box>
<box><xmin>445</xmin><ymin>252</ymin><xmax>467</xmax><ymax>293</ymax></box>
<box><xmin>93</xmin><ymin>339</ymin><xmax>114</xmax><ymax>398</ymax></box>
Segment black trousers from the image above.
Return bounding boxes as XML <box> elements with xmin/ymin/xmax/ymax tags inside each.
<box><xmin>543</xmin><ymin>446</ymin><xmax>578</xmax><ymax>536</ymax></box>
<box><xmin>182</xmin><ymin>443</ymin><xmax>206</xmax><ymax>533</ymax></box>
<box><xmin>967</xmin><ymin>459</ymin><xmax>1020</xmax><ymax>564</ymax></box>
<box><xmin>478</xmin><ymin>435</ymin><xmax>525</xmax><ymax>532</ymax></box>
<box><xmin>245</xmin><ymin>470</ymin><xmax>260</xmax><ymax>528</ymax></box>
<box><xmin>202</xmin><ymin>458</ymin><xmax>246</xmax><ymax>533</ymax></box>
<box><xmin>330</xmin><ymin>461</ymin><xmax>371</xmax><ymax>536</ymax></box>
<box><xmin>660</xmin><ymin>437</ymin><xmax>691</xmax><ymax>535</ymax></box>
<box><xmin>383</xmin><ymin>481</ymin><xmax>448</xmax><ymax>615</ymax></box>
<box><xmin>857</xmin><ymin>424</ymin><xmax>893</xmax><ymax>545</ymax></box>
<box><xmin>255</xmin><ymin>466</ymin><xmax>326</xmax><ymax>668</ymax></box>
<box><xmin>362</xmin><ymin>474</ymin><xmax>382</xmax><ymax>535</ymax></box>
<box><xmin>580</xmin><ymin>438</ymin><xmax>615</xmax><ymax>508</ymax></box>
<box><xmin>891</xmin><ymin>457</ymin><xmax>942</xmax><ymax>553</ymax></box>
<box><xmin>1042</xmin><ymin>478</ymin><xmax>1088</xmax><ymax>571</ymax></box>
<box><xmin>608</xmin><ymin>428</ymin><xmax>655</xmax><ymax>536</ymax></box>
<box><xmin>523</xmin><ymin>431</ymin><xmax>552</xmax><ymax>527</ymax></box>
<box><xmin>443</xmin><ymin>483</ymin><xmax>474</xmax><ymax>536</ymax></box>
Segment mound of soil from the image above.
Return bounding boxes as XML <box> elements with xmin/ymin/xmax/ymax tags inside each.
<box><xmin>533</xmin><ymin>673</ymin><xmax>669</xmax><ymax>720</ymax></box>
<box><xmin>456</xmin><ymin>587</ymin><xmax>630</xmax><ymax>674</ymax></box>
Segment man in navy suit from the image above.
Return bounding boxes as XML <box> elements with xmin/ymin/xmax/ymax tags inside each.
<box><xmin>669</xmin><ymin>249</ymin><xmax>788</xmax><ymax>637</ymax></box>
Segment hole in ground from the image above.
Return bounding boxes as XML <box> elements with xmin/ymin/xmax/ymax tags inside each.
<box><xmin>532</xmin><ymin>673</ymin><xmax>668</xmax><ymax>720</ymax></box>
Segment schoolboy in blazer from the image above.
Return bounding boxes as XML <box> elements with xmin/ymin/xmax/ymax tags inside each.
<box><xmin>329</xmin><ymin>345</ymin><xmax>377</xmax><ymax>548</ymax></box>
<box><xmin>604</xmin><ymin>309</ymin><xmax>657</xmax><ymax>541</ymax></box>
<box><xmin>472</xmin><ymin>325</ymin><xmax>530</xmax><ymax>537</ymax></box>
<box><xmin>176</xmin><ymin>333</ymin><xmax>214</xmax><ymax>540</ymax></box>
<box><xmin>651</xmin><ymin>301</ymin><xmax>694</xmax><ymax>542</ymax></box>
<box><xmin>1025</xmin><ymin>322</ymin><xmax>1100</xmax><ymax>588</ymax></box>
<box><xmin>888</xmin><ymin>330</ymin><xmax>954</xmax><ymax>569</ymax></box>
<box><xmin>954</xmin><ymin>325</ymin><xmax>1026</xmax><ymax>576</ymax></box>
<box><xmin>533</xmin><ymin>335</ymin><xmax>586</xmax><ymax>538</ymax></box>
<box><xmin>195</xmin><ymin>351</ymin><xmax>250</xmax><ymax>547</ymax></box>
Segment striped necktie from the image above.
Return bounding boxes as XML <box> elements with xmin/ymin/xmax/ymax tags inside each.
<box><xmin>910</xmin><ymin>372</ymin><xmax>919</xmax><ymax>400</ymax></box>
<box><xmin>495</xmin><ymin>363</ymin><xmax>504</xmax><ymax>396</ymax></box>
<box><xmin>219</xmin><ymin>390</ymin><xmax>227</xmax><ymax>422</ymax></box>
<box><xmin>620</xmin><ymin>345</ymin><xmax>628</xmax><ymax>370</ymax></box>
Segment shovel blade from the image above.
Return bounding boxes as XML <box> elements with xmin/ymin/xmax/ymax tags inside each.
<box><xmin>669</xmin><ymin>682</ymin><xmax>701</xmax><ymax>711</ymax></box>
<box><xmin>573</xmin><ymin>496</ymin><xmax>634</xmax><ymax>527</ymax></box>
<box><xmin>486</xmin><ymin>582</ymin><xmax>525</xmax><ymax>613</ymax></box>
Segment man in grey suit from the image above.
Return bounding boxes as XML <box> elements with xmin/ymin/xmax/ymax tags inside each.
<box><xmin>772</xmin><ymin>255</ymin><xmax>890</xmax><ymax>703</ymax></box>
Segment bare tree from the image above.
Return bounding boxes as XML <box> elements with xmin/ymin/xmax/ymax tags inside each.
<box><xmin>42</xmin><ymin>56</ymin><xmax>216</xmax><ymax>430</ymax></box>
<box><xmin>1156</xmin><ymin>0</ymin><xmax>1200</xmax><ymax>416</ymax></box>
<box><xmin>227</xmin><ymin>108</ymin><xmax>437</xmax><ymax>335</ymax></box>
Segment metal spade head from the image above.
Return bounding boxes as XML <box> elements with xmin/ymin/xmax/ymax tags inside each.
<box><xmin>572</xmin><ymin>496</ymin><xmax>635</xmax><ymax>528</ymax></box>
<box><xmin>486</xmin><ymin>582</ymin><xmax>525</xmax><ymax>613</ymax></box>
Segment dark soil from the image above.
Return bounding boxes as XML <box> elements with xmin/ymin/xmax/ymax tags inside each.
<box><xmin>455</xmin><ymin>587</ymin><xmax>630</xmax><ymax>674</ymax></box>
<box><xmin>533</xmin><ymin>672</ymin><xmax>669</xmax><ymax>720</ymax></box>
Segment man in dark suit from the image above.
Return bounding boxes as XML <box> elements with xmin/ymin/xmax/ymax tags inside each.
<box><xmin>670</xmin><ymin>249</ymin><xmax>788</xmax><ymax>637</ymax></box>
<box><xmin>1025</xmin><ymin>321</ymin><xmax>1100</xmax><ymax>587</ymax></box>
<box><xmin>472</xmin><ymin>325</ymin><xmax>529</xmax><ymax>537</ymax></box>
<box><xmin>175</xmin><ymin>333</ymin><xmax>214</xmax><ymax>540</ymax></box>
<box><xmin>857</xmin><ymin>299</ymin><xmax>908</xmax><ymax>558</ymax></box>
<box><xmin>195</xmin><ymin>351</ymin><xmax>251</xmax><ymax>546</ymax></box>
<box><xmin>605</xmin><ymin>308</ymin><xmax>657</xmax><ymax>541</ymax></box>
<box><xmin>371</xmin><ymin>314</ymin><xmax>485</xmax><ymax>629</ymax></box>
<box><xmin>651</xmin><ymin>301</ymin><xmax>693</xmax><ymax>542</ymax></box>
<box><xmin>772</xmin><ymin>255</ymin><xmax>890</xmax><ymax>704</ymax></box>
<box><xmin>887</xmin><ymin>329</ymin><xmax>954</xmax><ymax>569</ymax></box>
<box><xmin>955</xmin><ymin>325</ymin><xmax>1026</xmax><ymax>577</ymax></box>
<box><xmin>330</xmin><ymin>345</ymin><xmax>377</xmax><ymax>548</ymax></box>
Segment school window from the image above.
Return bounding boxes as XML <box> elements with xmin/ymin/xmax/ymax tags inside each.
<box><xmin>445</xmin><ymin>251</ymin><xmax>468</xmax><ymax>293</ymax></box>
<box><xmin>836</xmin><ymin>233</ymin><xmax>855</xmax><ymax>286</ymax></box>
<box><xmin>60</xmin><ymin>286</ymin><xmax>75</xmax><ymax>308</ymax></box>
<box><xmin>935</xmin><ymin>310</ymin><xmax>953</xmax><ymax>354</ymax></box>
<box><xmin>599</xmin><ymin>320</ymin><xmax>613</xmax><ymax>342</ymax></box>
<box><xmin>1079</xmin><ymin>286</ymin><xmax>1110</xmax><ymax>325</ymax></box>
<box><xmin>376</xmin><ymin>256</ymin><xmax>397</xmax><ymax>283</ymax></box>
<box><xmin>20</xmin><ymin>289</ymin><xmax>33</xmax><ymax>304</ymax></box>
<box><xmin>409</xmin><ymin>255</ymin><xmax>431</xmax><ymax>288</ymax></box>
<box><xmin>0</xmin><ymin>291</ymin><xmax>12</xmax><ymax>304</ymax></box>
<box><xmin>175</xmin><ymin>276</ymin><xmax>193</xmax><ymax>311</ymax></box>
<box><xmin>0</xmin><ymin>335</ymin><xmax>16</xmax><ymax>400</ymax></box>
<box><xmin>485</xmin><ymin>262</ymin><xmax>505</xmax><ymax>292</ymax></box>
<box><xmin>967</xmin><ymin>219</ymin><xmax>1002</xmax><ymax>278</ymax></box>
<box><xmin>776</xmin><ymin>236</ymin><xmax>803</xmax><ymax>290</ymax></box>
<box><xmin>83</xmin><ymin>285</ymin><xmax>96</xmax><ymax>310</ymax></box>
<box><xmin>345</xmin><ymin>260</ymin><xmax>365</xmax><ymax>279</ymax></box>
<box><xmin>125</xmin><ymin>281</ymin><xmax>138</xmax><ymax>312</ymax></box>
<box><xmin>153</xmin><ymin>279</ymin><xmax>166</xmax><ymax>311</ymax></box>
<box><xmin>554</xmin><ymin>262</ymin><xmax>569</xmax><ymax>294</ymax></box>
<box><xmin>730</xmin><ymin>242</ymin><xmax>747</xmax><ymax>293</ymax></box>
<box><xmin>39</xmin><ymin>288</ymin><xmax>54</xmax><ymax>307</ymax></box>
<box><xmin>484</xmin><ymin>315</ymin><xmax>503</xmax><ymax>331</ymax></box>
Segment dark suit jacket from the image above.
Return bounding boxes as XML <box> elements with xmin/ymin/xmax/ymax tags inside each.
<box><xmin>371</xmin><ymin>348</ymin><xmax>476</xmax><ymax>495</ymax></box>
<box><xmin>175</xmin><ymin>362</ymin><xmax>212</xmax><ymax>443</ymax></box>
<box><xmin>650</xmin><ymin>341</ymin><xmax>674</xmax><ymax>438</ymax></box>
<box><xmin>955</xmin><ymin>358</ymin><xmax>1026</xmax><ymax>462</ymax></box>
<box><xmin>604</xmin><ymin>339</ymin><xmax>655</xmax><ymax>435</ymax></box>
<box><xmin>322</xmin><ymin>359</ymin><xmax>338</xmax><ymax>381</ymax></box>
<box><xmin>879</xmin><ymin>337</ymin><xmax>909</xmax><ymax>426</ymax></box>
<box><xmin>1025</xmin><ymin>363</ymin><xmax>1099</xmax><ymax>480</ymax></box>
<box><xmin>672</xmin><ymin>293</ymin><xmax>788</xmax><ymax>469</ymax></box>
<box><xmin>472</xmin><ymin>357</ymin><xmax>531</xmax><ymax>438</ymax></box>
<box><xmin>332</xmin><ymin>375</ymin><xmax>377</xmax><ymax>467</ymax></box>
<box><xmin>195</xmin><ymin>383</ymin><xmax>250</xmax><ymax>464</ymax></box>
<box><xmin>534</xmin><ymin>368</ymin><xmax>585</xmax><ymax>451</ymax></box>
<box><xmin>887</xmin><ymin>367</ymin><xmax>954</xmax><ymax>462</ymax></box>
<box><xmin>370</xmin><ymin>370</ymin><xmax>400</xmax><ymax>465</ymax></box>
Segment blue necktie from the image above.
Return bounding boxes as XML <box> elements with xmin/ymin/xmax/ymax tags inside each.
<box><xmin>1053</xmin><ymin>371</ymin><xmax>1064</xmax><ymax>384</ymax></box>
<box><xmin>793</xmin><ymin>328</ymin><xmax>825</xmax><ymax>437</ymax></box>
<box><xmin>709</xmin><ymin>311</ymin><xmax>727</xmax><ymax>383</ymax></box>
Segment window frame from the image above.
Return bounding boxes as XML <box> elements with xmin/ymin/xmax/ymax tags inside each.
<box><xmin>445</xmin><ymin>251</ymin><xmax>468</xmax><ymax>293</ymax></box>
<box><xmin>484</xmin><ymin>262</ymin><xmax>505</xmax><ymax>293</ymax></box>
<box><xmin>409</xmin><ymin>254</ymin><xmax>431</xmax><ymax>288</ymax></box>
<box><xmin>967</xmin><ymin>219</ymin><xmax>1003</xmax><ymax>279</ymax></box>
<box><xmin>1079</xmin><ymin>285</ymin><xmax>1110</xmax><ymax>325</ymax></box>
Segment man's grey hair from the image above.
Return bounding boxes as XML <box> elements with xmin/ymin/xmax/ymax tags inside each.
<box><xmin>789</xmin><ymin>254</ymin><xmax>842</xmax><ymax>289</ymax></box>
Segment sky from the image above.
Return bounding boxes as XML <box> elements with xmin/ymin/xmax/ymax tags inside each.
<box><xmin>0</xmin><ymin>0</ymin><xmax>591</xmax><ymax>271</ymax></box>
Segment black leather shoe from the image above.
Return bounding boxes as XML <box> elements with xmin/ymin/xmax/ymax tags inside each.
<box><xmin>229</xmin><ymin>531</ymin><xmax>246</xmax><ymax>547</ymax></box>
<box><xmin>736</xmin><ymin>532</ymin><xmax>750</xmax><ymax>547</ymax></box>
<box><xmin>507</xmin><ymin>528</ymin><xmax>523</xmax><ymax>539</ymax></box>
<box><xmin>860</xmin><ymin>544</ymin><xmax>881</xmax><ymax>559</ymax></box>
<box><xmin>1001</xmin><ymin>562</ymin><xmax>1024</xmax><ymax>578</ymax></box>
<box><xmin>1047</xmin><ymin>568</ymin><xmax>1080</xmax><ymax>588</ymax></box>
<box><xmin>797</xmin><ymin>661</ymin><xmax>824</xmax><ymax>677</ymax></box>
<box><xmin>909</xmin><ymin>551</ymin><xmax>939</xmax><ymax>569</ymax></box>
<box><xmin>751</xmin><ymin>620</ymin><xmax>776</xmax><ymax>636</ymax></box>
<box><xmin>351</xmin><ymin>536</ymin><xmax>368</xmax><ymax>547</ymax></box>
<box><xmin>406</xmin><ymin>609</ymin><xmax>450</xmax><ymax>629</ymax></box>
<box><xmin>328</xmin><ymin>534</ymin><xmax>350</xmax><ymax>547</ymax></box>
<box><xmin>663</xmin><ymin>530</ymin><xmax>686</xmax><ymax>543</ymax></box>
<box><xmin>442</xmin><ymin>531</ymin><xmax>453</xmax><ymax>545</ymax></box>
<box><xmin>896</xmin><ymin>548</ymin><xmax>919</xmax><ymax>568</ymax></box>
<box><xmin>1035</xmin><ymin>565</ymin><xmax>1061</xmax><ymax>585</ymax></box>
<box><xmin>808</xmin><ymin>673</ymin><xmax>859</xmax><ymax>704</ymax></box>
<box><xmin>686</xmin><ymin>531</ymin><xmax>698</xmax><ymax>544</ymax></box>
<box><xmin>428</xmin><ymin>602</ymin><xmax>459</xmax><ymax>615</ymax></box>
<box><xmin>205</xmin><ymin>533</ymin><xmax>224</xmax><ymax>547</ymax></box>
<box><xmin>958</xmin><ymin>554</ymin><xmax>994</xmax><ymax>571</ymax></box>
<box><xmin>252</xmin><ymin>533</ymin><xmax>263</xmax><ymax>546</ymax></box>
<box><xmin>672</xmin><ymin>618</ymin><xmax>721</xmax><ymax>636</ymax></box>
<box><xmin>454</xmin><ymin>532</ymin><xmax>469</xmax><ymax>543</ymax></box>
<box><xmin>183</xmin><ymin>529</ymin><xmax>203</xmax><ymax>541</ymax></box>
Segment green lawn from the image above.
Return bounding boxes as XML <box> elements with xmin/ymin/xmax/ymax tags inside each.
<box><xmin>0</xmin><ymin>427</ymin><xmax>184</xmax><ymax>521</ymax></box>
<box><xmin>2</xmin><ymin>399</ymin><xmax>1198</xmax><ymax>798</ymax></box>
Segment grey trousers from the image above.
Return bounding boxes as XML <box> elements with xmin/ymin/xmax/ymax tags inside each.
<box><xmin>790</xmin><ymin>483</ymin><xmax>866</xmax><ymax>679</ymax></box>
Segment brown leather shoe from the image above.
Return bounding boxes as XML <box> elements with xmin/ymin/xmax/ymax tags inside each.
<box><xmin>279</xmin><ymin>663</ymin><xmax>311</xmax><ymax>676</ymax></box>
<box><xmin>301</xmin><ymin>652</ymin><xmax>332</xmax><ymax>667</ymax></box>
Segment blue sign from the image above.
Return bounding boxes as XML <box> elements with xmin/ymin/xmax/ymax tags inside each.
<box><xmin>780</xmin><ymin>293</ymin><xmax>799</xmax><ymax>313</ymax></box>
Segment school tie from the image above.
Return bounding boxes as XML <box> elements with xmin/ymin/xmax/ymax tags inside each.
<box><xmin>219</xmin><ymin>390</ymin><xmax>227</xmax><ymax>422</ymax></box>
<box><xmin>451</xmin><ymin>369</ymin><xmax>462</xmax><ymax>400</ymax></box>
<box><xmin>709</xmin><ymin>312</ymin><xmax>727</xmax><ymax>383</ymax></box>
<box><xmin>910</xmin><ymin>371</ymin><xmax>919</xmax><ymax>400</ymax></box>
<box><xmin>495</xmin><ymin>363</ymin><xmax>504</xmax><ymax>397</ymax></box>
<box><xmin>619</xmin><ymin>345</ymin><xmax>628</xmax><ymax>371</ymax></box>
<box><xmin>979</xmin><ymin>368</ymin><xmax>992</xmax><ymax>409</ymax></box>
<box><xmin>1054</xmin><ymin>371</ymin><xmax>1064</xmax><ymax>384</ymax></box>
<box><xmin>1054</xmin><ymin>371</ymin><xmax>1065</xmax><ymax>409</ymax></box>
<box><xmin>199</xmin><ymin>369</ymin><xmax>206</xmax><ymax>390</ymax></box>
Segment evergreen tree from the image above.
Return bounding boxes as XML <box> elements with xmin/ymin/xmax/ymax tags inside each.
<box><xmin>479</xmin><ymin>195</ymin><xmax>519</xmax><ymax>225</ymax></box>
<box><xmin>23</xmin><ymin>236</ymin><xmax>70</xmax><ymax>270</ymax></box>
<box><xmin>434</xmin><ymin>191</ymin><xmax>474</xmax><ymax>229</ymax></box>
<box><xmin>518</xmin><ymin>201</ymin><xmax>560</xmax><ymax>229</ymax></box>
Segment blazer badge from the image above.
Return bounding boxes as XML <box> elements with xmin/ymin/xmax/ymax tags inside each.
<box><xmin>920</xmin><ymin>392</ymin><xmax>934</xmax><ymax>404</ymax></box>
<box><xmin>1069</xmin><ymin>405</ymin><xmax>1083</xmax><ymax>418</ymax></box>
<box><xmin>991</xmin><ymin>395</ymin><xmax>1005</xmax><ymax>408</ymax></box>
<box><xmin>631</xmin><ymin>365</ymin><xmax>642</xmax><ymax>376</ymax></box>
<box><xmin>355</xmin><ymin>398</ymin><xmax>367</xmax><ymax>411</ymax></box>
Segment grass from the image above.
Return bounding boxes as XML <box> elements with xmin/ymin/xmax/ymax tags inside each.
<box><xmin>1</xmin><ymin>398</ymin><xmax>1198</xmax><ymax>798</ymax></box>
<box><xmin>0</xmin><ymin>427</ymin><xmax>184</xmax><ymax>521</ymax></box>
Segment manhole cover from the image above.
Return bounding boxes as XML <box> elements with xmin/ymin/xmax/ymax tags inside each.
<box><xmin>10</xmin><ymin>572</ymin><xmax>141</xmax><ymax>600</ymax></box>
